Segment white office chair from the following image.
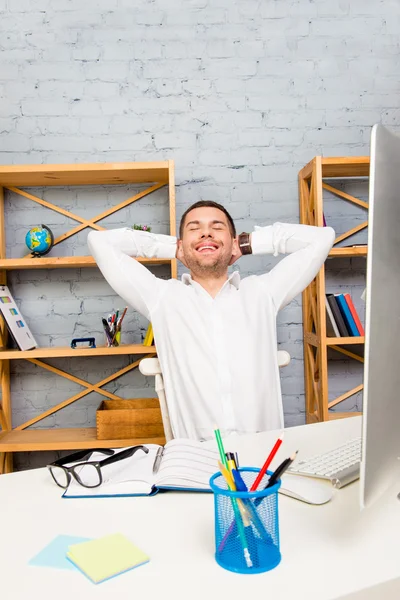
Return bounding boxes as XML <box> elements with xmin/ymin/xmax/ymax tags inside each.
<box><xmin>139</xmin><ymin>351</ymin><xmax>291</xmax><ymax>443</ymax></box>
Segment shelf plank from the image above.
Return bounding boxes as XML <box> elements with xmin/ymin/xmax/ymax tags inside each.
<box><xmin>304</xmin><ymin>333</ymin><xmax>365</xmax><ymax>347</ymax></box>
<box><xmin>0</xmin><ymin>161</ymin><xmax>170</xmax><ymax>187</ymax></box>
<box><xmin>328</xmin><ymin>412</ymin><xmax>362</xmax><ymax>421</ymax></box>
<box><xmin>329</xmin><ymin>246</ymin><xmax>367</xmax><ymax>258</ymax></box>
<box><xmin>326</xmin><ymin>337</ymin><xmax>365</xmax><ymax>345</ymax></box>
<box><xmin>0</xmin><ymin>256</ymin><xmax>173</xmax><ymax>270</ymax></box>
<box><xmin>0</xmin><ymin>344</ymin><xmax>156</xmax><ymax>359</ymax></box>
<box><xmin>321</xmin><ymin>157</ymin><xmax>370</xmax><ymax>178</ymax></box>
<box><xmin>0</xmin><ymin>427</ymin><xmax>166</xmax><ymax>451</ymax></box>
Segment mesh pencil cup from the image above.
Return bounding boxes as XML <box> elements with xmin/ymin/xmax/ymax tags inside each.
<box><xmin>209</xmin><ymin>467</ymin><xmax>281</xmax><ymax>574</ymax></box>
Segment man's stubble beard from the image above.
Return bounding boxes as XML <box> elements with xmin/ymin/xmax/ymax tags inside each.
<box><xmin>184</xmin><ymin>253</ymin><xmax>231</xmax><ymax>279</ymax></box>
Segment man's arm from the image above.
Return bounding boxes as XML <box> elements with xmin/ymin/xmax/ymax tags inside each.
<box><xmin>242</xmin><ymin>223</ymin><xmax>335</xmax><ymax>311</ymax></box>
<box><xmin>87</xmin><ymin>228</ymin><xmax>177</xmax><ymax>319</ymax></box>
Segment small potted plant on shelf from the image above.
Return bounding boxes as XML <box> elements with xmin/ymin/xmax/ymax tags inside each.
<box><xmin>132</xmin><ymin>224</ymin><xmax>152</xmax><ymax>232</ymax></box>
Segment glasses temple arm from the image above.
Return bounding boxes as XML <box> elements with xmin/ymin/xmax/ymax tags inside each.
<box><xmin>99</xmin><ymin>445</ymin><xmax>148</xmax><ymax>467</ymax></box>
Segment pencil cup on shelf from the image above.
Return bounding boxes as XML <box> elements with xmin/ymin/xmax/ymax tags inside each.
<box><xmin>103</xmin><ymin>325</ymin><xmax>121</xmax><ymax>347</ymax></box>
<box><xmin>209</xmin><ymin>467</ymin><xmax>281</xmax><ymax>574</ymax></box>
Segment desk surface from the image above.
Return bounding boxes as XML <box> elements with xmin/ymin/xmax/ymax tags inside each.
<box><xmin>1</xmin><ymin>417</ymin><xmax>400</xmax><ymax>600</ymax></box>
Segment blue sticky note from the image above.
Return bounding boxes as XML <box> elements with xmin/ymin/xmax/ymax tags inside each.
<box><xmin>29</xmin><ymin>535</ymin><xmax>92</xmax><ymax>570</ymax></box>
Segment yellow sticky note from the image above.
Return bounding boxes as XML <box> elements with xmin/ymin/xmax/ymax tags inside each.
<box><xmin>67</xmin><ymin>533</ymin><xmax>149</xmax><ymax>584</ymax></box>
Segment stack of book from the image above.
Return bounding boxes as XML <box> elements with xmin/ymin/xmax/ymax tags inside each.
<box><xmin>325</xmin><ymin>293</ymin><xmax>365</xmax><ymax>337</ymax></box>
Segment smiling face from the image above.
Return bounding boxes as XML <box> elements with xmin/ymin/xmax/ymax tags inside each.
<box><xmin>178</xmin><ymin>206</ymin><xmax>238</xmax><ymax>278</ymax></box>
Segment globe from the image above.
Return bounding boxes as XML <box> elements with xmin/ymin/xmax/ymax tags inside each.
<box><xmin>25</xmin><ymin>225</ymin><xmax>54</xmax><ymax>257</ymax></box>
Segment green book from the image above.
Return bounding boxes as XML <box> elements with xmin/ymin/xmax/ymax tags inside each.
<box><xmin>66</xmin><ymin>533</ymin><xmax>149</xmax><ymax>584</ymax></box>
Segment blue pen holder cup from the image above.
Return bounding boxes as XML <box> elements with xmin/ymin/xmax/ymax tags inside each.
<box><xmin>209</xmin><ymin>467</ymin><xmax>281</xmax><ymax>574</ymax></box>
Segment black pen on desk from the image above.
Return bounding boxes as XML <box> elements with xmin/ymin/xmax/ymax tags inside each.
<box><xmin>266</xmin><ymin>450</ymin><xmax>298</xmax><ymax>489</ymax></box>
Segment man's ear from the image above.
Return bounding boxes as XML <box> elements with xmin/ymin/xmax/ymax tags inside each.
<box><xmin>229</xmin><ymin>237</ymin><xmax>241</xmax><ymax>265</ymax></box>
<box><xmin>176</xmin><ymin>239</ymin><xmax>188</xmax><ymax>267</ymax></box>
<box><xmin>232</xmin><ymin>236</ymin><xmax>240</xmax><ymax>257</ymax></box>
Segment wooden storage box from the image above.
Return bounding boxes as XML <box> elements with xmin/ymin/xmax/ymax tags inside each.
<box><xmin>96</xmin><ymin>398</ymin><xmax>165</xmax><ymax>443</ymax></box>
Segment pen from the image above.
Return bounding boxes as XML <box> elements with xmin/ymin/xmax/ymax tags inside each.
<box><xmin>217</xmin><ymin>461</ymin><xmax>253</xmax><ymax>568</ymax></box>
<box><xmin>112</xmin><ymin>307</ymin><xmax>128</xmax><ymax>345</ymax></box>
<box><xmin>214</xmin><ymin>430</ymin><xmax>252</xmax><ymax>568</ymax></box>
<box><xmin>219</xmin><ymin>468</ymin><xmax>272</xmax><ymax>555</ymax></box>
<box><xmin>232</xmin><ymin>469</ymin><xmax>271</xmax><ymax>544</ymax></box>
<box><xmin>266</xmin><ymin>450</ymin><xmax>298</xmax><ymax>489</ymax></box>
<box><xmin>152</xmin><ymin>446</ymin><xmax>164</xmax><ymax>474</ymax></box>
<box><xmin>102</xmin><ymin>318</ymin><xmax>113</xmax><ymax>346</ymax></box>
<box><xmin>251</xmin><ymin>432</ymin><xmax>284</xmax><ymax>491</ymax></box>
<box><xmin>225</xmin><ymin>452</ymin><xmax>237</xmax><ymax>468</ymax></box>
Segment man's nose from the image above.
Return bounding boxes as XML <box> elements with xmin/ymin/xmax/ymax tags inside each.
<box><xmin>200</xmin><ymin>230</ymin><xmax>213</xmax><ymax>238</ymax></box>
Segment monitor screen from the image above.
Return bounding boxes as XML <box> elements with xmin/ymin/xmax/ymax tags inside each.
<box><xmin>360</xmin><ymin>124</ymin><xmax>400</xmax><ymax>508</ymax></box>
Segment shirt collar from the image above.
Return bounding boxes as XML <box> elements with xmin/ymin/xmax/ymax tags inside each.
<box><xmin>181</xmin><ymin>271</ymin><xmax>241</xmax><ymax>290</ymax></box>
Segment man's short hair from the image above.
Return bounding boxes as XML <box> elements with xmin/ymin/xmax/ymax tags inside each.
<box><xmin>179</xmin><ymin>201</ymin><xmax>236</xmax><ymax>238</ymax></box>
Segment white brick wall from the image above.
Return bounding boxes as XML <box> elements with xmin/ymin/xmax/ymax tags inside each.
<box><xmin>1</xmin><ymin>0</ymin><xmax>399</xmax><ymax>468</ymax></box>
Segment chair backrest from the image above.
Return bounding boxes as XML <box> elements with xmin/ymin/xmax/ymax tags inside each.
<box><xmin>139</xmin><ymin>350</ymin><xmax>291</xmax><ymax>442</ymax></box>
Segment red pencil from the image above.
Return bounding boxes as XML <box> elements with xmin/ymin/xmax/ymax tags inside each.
<box><xmin>250</xmin><ymin>432</ymin><xmax>284</xmax><ymax>491</ymax></box>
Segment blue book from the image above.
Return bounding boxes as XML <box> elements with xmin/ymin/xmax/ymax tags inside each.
<box><xmin>335</xmin><ymin>294</ymin><xmax>360</xmax><ymax>336</ymax></box>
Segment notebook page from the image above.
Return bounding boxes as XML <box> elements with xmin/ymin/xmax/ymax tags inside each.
<box><xmin>154</xmin><ymin>439</ymin><xmax>219</xmax><ymax>489</ymax></box>
<box><xmin>63</xmin><ymin>445</ymin><xmax>160</xmax><ymax>497</ymax></box>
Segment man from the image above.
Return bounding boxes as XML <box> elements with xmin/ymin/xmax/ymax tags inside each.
<box><xmin>88</xmin><ymin>201</ymin><xmax>335</xmax><ymax>440</ymax></box>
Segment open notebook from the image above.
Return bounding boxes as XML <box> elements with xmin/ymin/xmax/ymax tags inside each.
<box><xmin>63</xmin><ymin>439</ymin><xmax>219</xmax><ymax>498</ymax></box>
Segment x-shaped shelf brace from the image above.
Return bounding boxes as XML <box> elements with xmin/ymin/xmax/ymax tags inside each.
<box><xmin>4</xmin><ymin>181</ymin><xmax>166</xmax><ymax>258</ymax></box>
<box><xmin>322</xmin><ymin>182</ymin><xmax>369</xmax><ymax>246</ymax></box>
<box><xmin>14</xmin><ymin>352</ymin><xmax>156</xmax><ymax>431</ymax></box>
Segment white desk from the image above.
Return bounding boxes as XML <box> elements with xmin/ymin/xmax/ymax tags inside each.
<box><xmin>1</xmin><ymin>417</ymin><xmax>400</xmax><ymax>600</ymax></box>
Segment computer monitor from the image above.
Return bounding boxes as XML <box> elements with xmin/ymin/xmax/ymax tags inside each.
<box><xmin>360</xmin><ymin>123</ymin><xmax>400</xmax><ymax>508</ymax></box>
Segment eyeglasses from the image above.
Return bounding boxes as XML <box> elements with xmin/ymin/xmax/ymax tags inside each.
<box><xmin>47</xmin><ymin>445</ymin><xmax>148</xmax><ymax>489</ymax></box>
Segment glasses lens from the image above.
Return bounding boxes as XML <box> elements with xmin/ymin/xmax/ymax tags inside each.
<box><xmin>49</xmin><ymin>466</ymin><xmax>69</xmax><ymax>488</ymax></box>
<box><xmin>73</xmin><ymin>463</ymin><xmax>101</xmax><ymax>488</ymax></box>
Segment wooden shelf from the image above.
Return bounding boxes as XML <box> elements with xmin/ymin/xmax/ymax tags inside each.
<box><xmin>307</xmin><ymin>411</ymin><xmax>362</xmax><ymax>424</ymax></box>
<box><xmin>300</xmin><ymin>156</ymin><xmax>368</xmax><ymax>424</ymax></box>
<box><xmin>0</xmin><ymin>158</ymin><xmax>176</xmax><ymax>474</ymax></box>
<box><xmin>0</xmin><ymin>427</ymin><xmax>165</xmax><ymax>452</ymax></box>
<box><xmin>321</xmin><ymin>157</ymin><xmax>370</xmax><ymax>178</ymax></box>
<box><xmin>328</xmin><ymin>412</ymin><xmax>362</xmax><ymax>421</ymax></box>
<box><xmin>304</xmin><ymin>333</ymin><xmax>364</xmax><ymax>347</ymax></box>
<box><xmin>0</xmin><ymin>256</ymin><xmax>173</xmax><ymax>270</ymax></box>
<box><xmin>0</xmin><ymin>344</ymin><xmax>156</xmax><ymax>360</ymax></box>
<box><xmin>326</xmin><ymin>337</ymin><xmax>365</xmax><ymax>345</ymax></box>
<box><xmin>329</xmin><ymin>247</ymin><xmax>367</xmax><ymax>258</ymax></box>
<box><xmin>0</xmin><ymin>161</ymin><xmax>170</xmax><ymax>187</ymax></box>
<box><xmin>300</xmin><ymin>157</ymin><xmax>370</xmax><ymax>180</ymax></box>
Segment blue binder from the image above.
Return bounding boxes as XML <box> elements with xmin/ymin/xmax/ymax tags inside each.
<box><xmin>335</xmin><ymin>294</ymin><xmax>360</xmax><ymax>336</ymax></box>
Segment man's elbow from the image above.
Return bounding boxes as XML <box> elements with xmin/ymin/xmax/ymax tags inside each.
<box><xmin>325</xmin><ymin>226</ymin><xmax>336</xmax><ymax>248</ymax></box>
<box><xmin>87</xmin><ymin>230</ymin><xmax>102</xmax><ymax>256</ymax></box>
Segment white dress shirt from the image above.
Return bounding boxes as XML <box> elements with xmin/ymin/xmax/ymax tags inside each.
<box><xmin>88</xmin><ymin>223</ymin><xmax>335</xmax><ymax>440</ymax></box>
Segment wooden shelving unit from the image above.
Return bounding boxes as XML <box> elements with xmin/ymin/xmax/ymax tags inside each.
<box><xmin>299</xmin><ymin>156</ymin><xmax>369</xmax><ymax>423</ymax></box>
<box><xmin>0</xmin><ymin>160</ymin><xmax>176</xmax><ymax>473</ymax></box>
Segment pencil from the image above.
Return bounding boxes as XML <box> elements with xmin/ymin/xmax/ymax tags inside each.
<box><xmin>112</xmin><ymin>307</ymin><xmax>128</xmax><ymax>345</ymax></box>
<box><xmin>214</xmin><ymin>427</ymin><xmax>229</xmax><ymax>470</ymax></box>
<box><xmin>250</xmin><ymin>432</ymin><xmax>284</xmax><ymax>491</ymax></box>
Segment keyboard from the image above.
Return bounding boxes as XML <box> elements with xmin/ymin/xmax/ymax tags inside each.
<box><xmin>287</xmin><ymin>437</ymin><xmax>361</xmax><ymax>489</ymax></box>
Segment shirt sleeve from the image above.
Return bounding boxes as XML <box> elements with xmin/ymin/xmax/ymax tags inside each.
<box><xmin>252</xmin><ymin>222</ymin><xmax>335</xmax><ymax>312</ymax></box>
<box><xmin>87</xmin><ymin>228</ymin><xmax>177</xmax><ymax>319</ymax></box>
